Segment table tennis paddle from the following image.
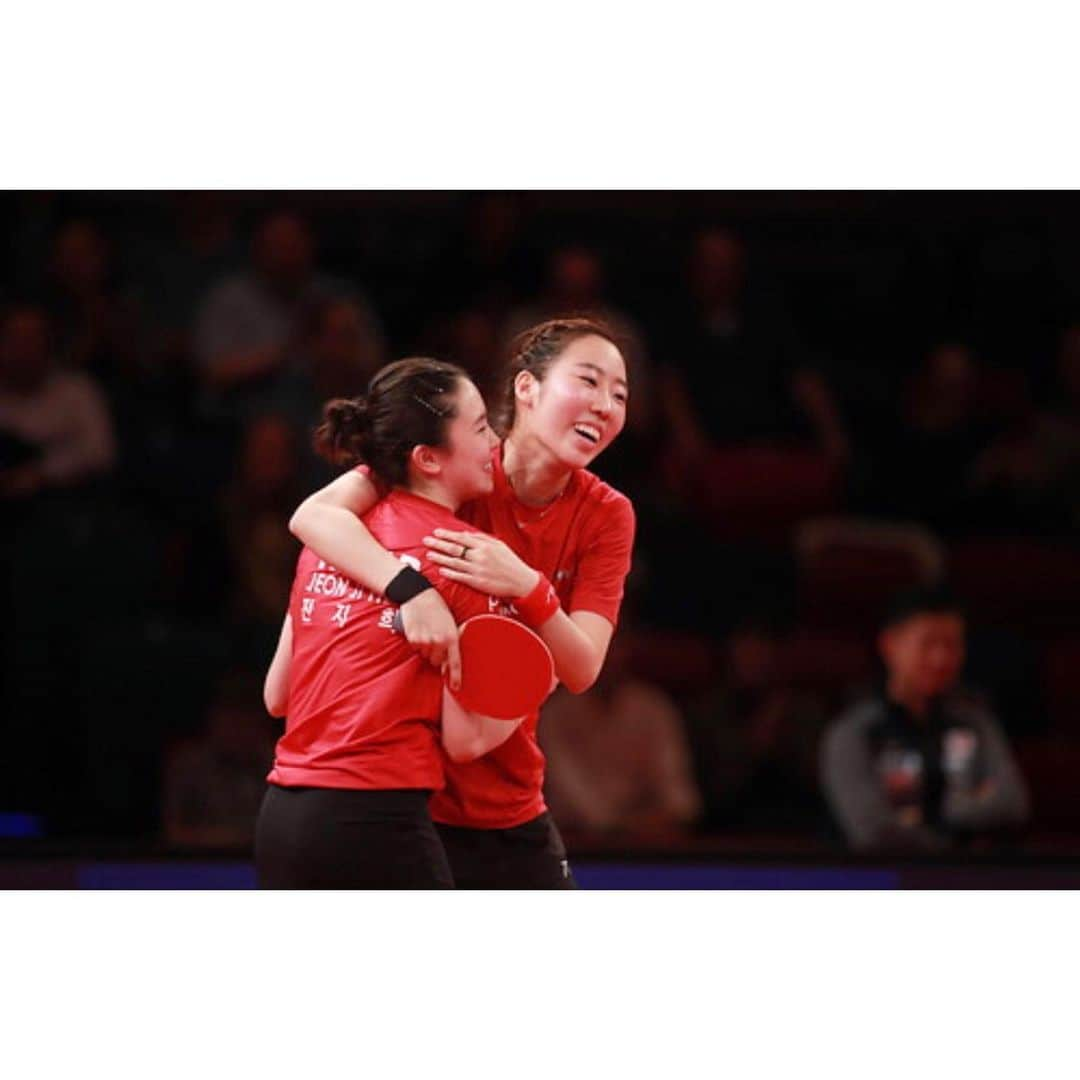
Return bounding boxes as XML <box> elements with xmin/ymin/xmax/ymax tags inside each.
<box><xmin>449</xmin><ymin>614</ymin><xmax>555</xmax><ymax>720</ymax></box>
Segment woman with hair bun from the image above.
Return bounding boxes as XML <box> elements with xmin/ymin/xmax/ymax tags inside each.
<box><xmin>288</xmin><ymin>318</ymin><xmax>636</xmax><ymax>888</ymax></box>
<box><xmin>256</xmin><ymin>357</ymin><xmax>514</xmax><ymax>889</ymax></box>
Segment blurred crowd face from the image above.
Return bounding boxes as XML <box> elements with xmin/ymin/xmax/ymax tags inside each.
<box><xmin>728</xmin><ymin>629</ymin><xmax>778</xmax><ymax>690</ymax></box>
<box><xmin>0</xmin><ymin>309</ymin><xmax>51</xmax><ymax>394</ymax></box>
<box><xmin>52</xmin><ymin>220</ymin><xmax>109</xmax><ymax>297</ymax></box>
<box><xmin>909</xmin><ymin>343</ymin><xmax>978</xmax><ymax>432</ymax></box>
<box><xmin>253</xmin><ymin>212</ymin><xmax>314</xmax><ymax>295</ymax></box>
<box><xmin>237</xmin><ymin>416</ymin><xmax>298</xmax><ymax>502</ymax></box>
<box><xmin>448</xmin><ymin>309</ymin><xmax>500</xmax><ymax>387</ymax></box>
<box><xmin>691</xmin><ymin>228</ymin><xmax>744</xmax><ymax>309</ymax></box>
<box><xmin>549</xmin><ymin>247</ymin><xmax>604</xmax><ymax>307</ymax></box>
<box><xmin>518</xmin><ymin>334</ymin><xmax>628</xmax><ymax>469</ymax></box>
<box><xmin>310</xmin><ymin>300</ymin><xmax>374</xmax><ymax>394</ymax></box>
<box><xmin>468</xmin><ymin>194</ymin><xmax>520</xmax><ymax>258</ymax></box>
<box><xmin>880</xmin><ymin>612</ymin><xmax>966</xmax><ymax>702</ymax></box>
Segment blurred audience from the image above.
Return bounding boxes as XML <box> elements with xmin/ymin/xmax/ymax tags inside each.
<box><xmin>0</xmin><ymin>303</ymin><xmax>116</xmax><ymax>499</ymax></box>
<box><xmin>972</xmin><ymin>324</ymin><xmax>1080</xmax><ymax>532</ymax></box>
<box><xmin>661</xmin><ymin>226</ymin><xmax>850</xmax><ymax>466</ymax></box>
<box><xmin>687</xmin><ymin>621</ymin><xmax>827</xmax><ymax>829</ymax></box>
<box><xmin>193</xmin><ymin>209</ymin><xmax>385</xmax><ymax>420</ymax></box>
<box><xmin>821</xmin><ymin>587</ymin><xmax>1030</xmax><ymax>852</ymax></box>
<box><xmin>45</xmin><ymin>218</ymin><xmax>139</xmax><ymax>390</ymax></box>
<box><xmin>886</xmin><ymin>341</ymin><xmax>1004</xmax><ymax>534</ymax></box>
<box><xmin>222</xmin><ymin>415</ymin><xmax>303</xmax><ymax>665</ymax></box>
<box><xmin>540</xmin><ymin>637</ymin><xmax>701</xmax><ymax>836</ymax></box>
<box><xmin>163</xmin><ymin>672</ymin><xmax>276</xmax><ymax>849</ymax></box>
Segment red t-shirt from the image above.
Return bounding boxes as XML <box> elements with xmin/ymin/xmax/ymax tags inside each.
<box><xmin>268</xmin><ymin>490</ymin><xmax>493</xmax><ymax>792</ymax></box>
<box><xmin>430</xmin><ymin>444</ymin><xmax>636</xmax><ymax>828</ymax></box>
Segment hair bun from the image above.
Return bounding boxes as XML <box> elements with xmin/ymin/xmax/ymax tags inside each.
<box><xmin>314</xmin><ymin>395</ymin><xmax>371</xmax><ymax>465</ymax></box>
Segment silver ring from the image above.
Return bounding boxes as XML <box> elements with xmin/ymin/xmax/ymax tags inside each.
<box><xmin>460</xmin><ymin>544</ymin><xmax>469</xmax><ymax>560</ymax></box>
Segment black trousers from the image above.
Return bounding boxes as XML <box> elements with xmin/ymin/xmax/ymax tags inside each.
<box><xmin>255</xmin><ymin>785</ymin><xmax>454</xmax><ymax>890</ymax></box>
<box><xmin>436</xmin><ymin>811</ymin><xmax>576</xmax><ymax>890</ymax></box>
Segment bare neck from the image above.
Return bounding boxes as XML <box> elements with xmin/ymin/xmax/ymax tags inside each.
<box><xmin>886</xmin><ymin>676</ymin><xmax>932</xmax><ymax>721</ymax></box>
<box><xmin>501</xmin><ymin>432</ymin><xmax>573</xmax><ymax>508</ymax></box>
<box><xmin>403</xmin><ymin>476</ymin><xmax>458</xmax><ymax>513</ymax></box>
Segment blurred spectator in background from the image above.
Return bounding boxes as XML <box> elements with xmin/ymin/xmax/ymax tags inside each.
<box><xmin>540</xmin><ymin>636</ymin><xmax>701</xmax><ymax>836</ymax></box>
<box><xmin>422</xmin><ymin>306</ymin><xmax>504</xmax><ymax>402</ymax></box>
<box><xmin>503</xmin><ymin>242</ymin><xmax>652</xmax><ymax>399</ymax></box>
<box><xmin>0</xmin><ymin>303</ymin><xmax>115</xmax><ymax>500</ymax></box>
<box><xmin>193</xmin><ymin>209</ymin><xmax>385</xmax><ymax>421</ymax></box>
<box><xmin>661</xmin><ymin>227</ymin><xmax>850</xmax><ymax>468</ymax></box>
<box><xmin>268</xmin><ymin>295</ymin><xmax>386</xmax><ymax>464</ymax></box>
<box><xmin>163</xmin><ymin>672</ymin><xmax>276</xmax><ymax>849</ymax></box>
<box><xmin>0</xmin><ymin>302</ymin><xmax>117</xmax><ymax>830</ymax></box>
<box><xmin>429</xmin><ymin>192</ymin><xmax>530</xmax><ymax>316</ymax></box>
<box><xmin>888</xmin><ymin>341</ymin><xmax>1005</xmax><ymax>534</ymax></box>
<box><xmin>972</xmin><ymin>324</ymin><xmax>1080</xmax><ymax>533</ymax></box>
<box><xmin>45</xmin><ymin>218</ymin><xmax>139</xmax><ymax>393</ymax></box>
<box><xmin>820</xmin><ymin>587</ymin><xmax>1030</xmax><ymax>852</ymax></box>
<box><xmin>222</xmin><ymin>415</ymin><xmax>302</xmax><ymax>666</ymax></box>
<box><xmin>687</xmin><ymin>620</ymin><xmax>827</xmax><ymax>829</ymax></box>
<box><xmin>133</xmin><ymin>192</ymin><xmax>242</xmax><ymax>374</ymax></box>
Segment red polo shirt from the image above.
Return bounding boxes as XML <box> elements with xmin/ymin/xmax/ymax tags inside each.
<box><xmin>430</xmin><ymin>445</ymin><xmax>636</xmax><ymax>828</ymax></box>
<box><xmin>268</xmin><ymin>489</ymin><xmax>491</xmax><ymax>792</ymax></box>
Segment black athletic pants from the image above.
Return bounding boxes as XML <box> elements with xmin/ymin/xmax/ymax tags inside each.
<box><xmin>255</xmin><ymin>785</ymin><xmax>454</xmax><ymax>889</ymax></box>
<box><xmin>436</xmin><ymin>811</ymin><xmax>576</xmax><ymax>889</ymax></box>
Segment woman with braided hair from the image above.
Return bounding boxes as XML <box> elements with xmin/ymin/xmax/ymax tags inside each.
<box><xmin>289</xmin><ymin>318</ymin><xmax>636</xmax><ymax>888</ymax></box>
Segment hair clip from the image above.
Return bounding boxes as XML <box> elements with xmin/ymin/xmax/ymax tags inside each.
<box><xmin>412</xmin><ymin>393</ymin><xmax>447</xmax><ymax>417</ymax></box>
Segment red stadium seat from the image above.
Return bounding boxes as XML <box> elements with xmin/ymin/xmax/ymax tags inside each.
<box><xmin>950</xmin><ymin>539</ymin><xmax>1080</xmax><ymax>636</ymax></box>
<box><xmin>776</xmin><ymin>632</ymin><xmax>876</xmax><ymax>700</ymax></box>
<box><xmin>1014</xmin><ymin>738</ymin><xmax>1080</xmax><ymax>828</ymax></box>
<box><xmin>697</xmin><ymin>447</ymin><xmax>842</xmax><ymax>546</ymax></box>
<box><xmin>1042</xmin><ymin>638</ymin><xmax>1080</xmax><ymax>733</ymax></box>
<box><xmin>794</xmin><ymin>517</ymin><xmax>945</xmax><ymax>632</ymax></box>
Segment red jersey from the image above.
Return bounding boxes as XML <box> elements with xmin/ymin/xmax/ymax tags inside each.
<box><xmin>268</xmin><ymin>490</ymin><xmax>492</xmax><ymax>792</ymax></box>
<box><xmin>430</xmin><ymin>444</ymin><xmax>636</xmax><ymax>828</ymax></box>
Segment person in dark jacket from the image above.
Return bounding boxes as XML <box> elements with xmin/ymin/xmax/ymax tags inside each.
<box><xmin>821</xmin><ymin>586</ymin><xmax>1029</xmax><ymax>852</ymax></box>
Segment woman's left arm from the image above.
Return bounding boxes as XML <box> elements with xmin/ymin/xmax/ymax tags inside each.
<box><xmin>424</xmin><ymin>529</ymin><xmax>614</xmax><ymax>693</ymax></box>
<box><xmin>440</xmin><ymin>687</ymin><xmax>525</xmax><ymax>763</ymax></box>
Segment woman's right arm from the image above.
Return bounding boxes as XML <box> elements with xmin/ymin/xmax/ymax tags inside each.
<box><xmin>289</xmin><ymin>469</ymin><xmax>463</xmax><ymax>685</ymax></box>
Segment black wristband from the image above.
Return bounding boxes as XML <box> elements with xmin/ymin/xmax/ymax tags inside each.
<box><xmin>385</xmin><ymin>565</ymin><xmax>434</xmax><ymax>605</ymax></box>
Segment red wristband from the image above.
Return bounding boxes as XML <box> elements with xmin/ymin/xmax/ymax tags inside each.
<box><xmin>514</xmin><ymin>574</ymin><xmax>560</xmax><ymax>628</ymax></box>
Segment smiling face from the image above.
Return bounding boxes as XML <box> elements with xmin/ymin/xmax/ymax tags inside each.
<box><xmin>514</xmin><ymin>333</ymin><xmax>628</xmax><ymax>469</ymax></box>
<box><xmin>424</xmin><ymin>377</ymin><xmax>498</xmax><ymax>506</ymax></box>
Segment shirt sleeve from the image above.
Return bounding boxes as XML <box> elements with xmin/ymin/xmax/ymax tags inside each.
<box><xmin>942</xmin><ymin>712</ymin><xmax>1031</xmax><ymax>831</ymax></box>
<box><xmin>566</xmin><ymin>492</ymin><xmax>636</xmax><ymax>625</ymax></box>
<box><xmin>39</xmin><ymin>375</ymin><xmax>116</xmax><ymax>485</ymax></box>
<box><xmin>820</xmin><ymin>713</ymin><xmax>945</xmax><ymax>852</ymax></box>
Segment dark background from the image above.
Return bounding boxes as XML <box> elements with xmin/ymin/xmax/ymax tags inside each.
<box><xmin>2</xmin><ymin>190</ymin><xmax>1079</xmax><ymax>863</ymax></box>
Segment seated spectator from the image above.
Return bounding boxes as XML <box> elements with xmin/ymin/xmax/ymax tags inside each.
<box><xmin>45</xmin><ymin>218</ymin><xmax>139</xmax><ymax>390</ymax></box>
<box><xmin>193</xmin><ymin>209</ymin><xmax>384</xmax><ymax>421</ymax></box>
<box><xmin>0</xmin><ymin>302</ymin><xmax>116</xmax><ymax>500</ymax></box>
<box><xmin>686</xmin><ymin>621</ymin><xmax>827</xmax><ymax>829</ymax></box>
<box><xmin>539</xmin><ymin>637</ymin><xmax>701</xmax><ymax>836</ymax></box>
<box><xmin>222</xmin><ymin>414</ymin><xmax>303</xmax><ymax>665</ymax></box>
<box><xmin>660</xmin><ymin>226</ymin><xmax>850</xmax><ymax>467</ymax></box>
<box><xmin>163</xmin><ymin>672</ymin><xmax>276</xmax><ymax>849</ymax></box>
<box><xmin>888</xmin><ymin>341</ymin><xmax>1006</xmax><ymax>534</ymax></box>
<box><xmin>972</xmin><ymin>324</ymin><xmax>1080</xmax><ymax>533</ymax></box>
<box><xmin>820</xmin><ymin>586</ymin><xmax>1030</xmax><ymax>852</ymax></box>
